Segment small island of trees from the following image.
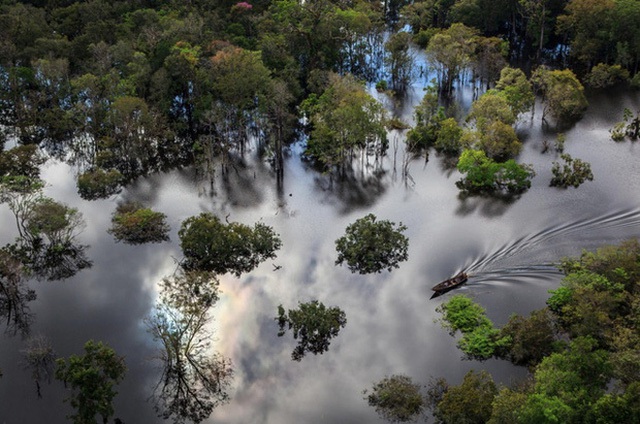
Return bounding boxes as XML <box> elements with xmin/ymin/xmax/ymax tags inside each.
<box><xmin>335</xmin><ymin>214</ymin><xmax>409</xmax><ymax>274</ymax></box>
<box><xmin>2</xmin><ymin>0</ymin><xmax>640</xmax><ymax>421</ymax></box>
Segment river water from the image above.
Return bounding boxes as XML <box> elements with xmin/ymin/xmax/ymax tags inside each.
<box><xmin>1</xmin><ymin>78</ymin><xmax>640</xmax><ymax>423</ymax></box>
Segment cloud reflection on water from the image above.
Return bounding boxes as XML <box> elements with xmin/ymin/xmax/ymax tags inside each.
<box><xmin>2</xmin><ymin>83</ymin><xmax>640</xmax><ymax>424</ymax></box>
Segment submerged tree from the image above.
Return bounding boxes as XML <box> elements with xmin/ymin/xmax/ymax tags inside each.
<box><xmin>365</xmin><ymin>374</ymin><xmax>425</xmax><ymax>423</ymax></box>
<box><xmin>550</xmin><ymin>153</ymin><xmax>593</xmax><ymax>188</ymax></box>
<box><xmin>55</xmin><ymin>340</ymin><xmax>127</xmax><ymax>424</ymax></box>
<box><xmin>303</xmin><ymin>73</ymin><xmax>387</xmax><ymax>173</ymax></box>
<box><xmin>76</xmin><ymin>168</ymin><xmax>123</xmax><ymax>201</ymax></box>
<box><xmin>108</xmin><ymin>202</ymin><xmax>169</xmax><ymax>245</ymax></box>
<box><xmin>276</xmin><ymin>300</ymin><xmax>347</xmax><ymax>361</ymax></box>
<box><xmin>464</xmin><ymin>92</ymin><xmax>521</xmax><ymax>161</ymax></box>
<box><xmin>531</xmin><ymin>67</ymin><xmax>588</xmax><ymax>125</ymax></box>
<box><xmin>456</xmin><ymin>149</ymin><xmax>535</xmax><ymax>195</ymax></box>
<box><xmin>335</xmin><ymin>214</ymin><xmax>409</xmax><ymax>274</ymax></box>
<box><xmin>494</xmin><ymin>67</ymin><xmax>535</xmax><ymax>120</ymax></box>
<box><xmin>384</xmin><ymin>31</ymin><xmax>414</xmax><ymax>93</ymax></box>
<box><xmin>496</xmin><ymin>309</ymin><xmax>558</xmax><ymax>368</ymax></box>
<box><xmin>406</xmin><ymin>86</ymin><xmax>446</xmax><ymax>152</ymax></box>
<box><xmin>426</xmin><ymin>23</ymin><xmax>478</xmax><ymax>96</ymax></box>
<box><xmin>11</xmin><ymin>196</ymin><xmax>91</xmax><ymax>280</ymax></box>
<box><xmin>610</xmin><ymin>108</ymin><xmax>640</xmax><ymax>142</ymax></box>
<box><xmin>178</xmin><ymin>212</ymin><xmax>281</xmax><ymax>276</ymax></box>
<box><xmin>432</xmin><ymin>370</ymin><xmax>498</xmax><ymax>424</ymax></box>
<box><xmin>146</xmin><ymin>271</ymin><xmax>233</xmax><ymax>424</ymax></box>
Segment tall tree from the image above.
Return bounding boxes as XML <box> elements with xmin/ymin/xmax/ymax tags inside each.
<box><xmin>55</xmin><ymin>340</ymin><xmax>127</xmax><ymax>424</ymax></box>
<box><xmin>384</xmin><ymin>31</ymin><xmax>414</xmax><ymax>92</ymax></box>
<box><xmin>276</xmin><ymin>300</ymin><xmax>347</xmax><ymax>361</ymax></box>
<box><xmin>556</xmin><ymin>0</ymin><xmax>615</xmax><ymax>70</ymax></box>
<box><xmin>303</xmin><ymin>73</ymin><xmax>387</xmax><ymax>173</ymax></box>
<box><xmin>426</xmin><ymin>23</ymin><xmax>478</xmax><ymax>96</ymax></box>
<box><xmin>531</xmin><ymin>67</ymin><xmax>588</xmax><ymax>124</ymax></box>
<box><xmin>365</xmin><ymin>374</ymin><xmax>425</xmax><ymax>423</ymax></box>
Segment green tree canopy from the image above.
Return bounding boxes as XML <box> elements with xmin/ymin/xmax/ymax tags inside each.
<box><xmin>276</xmin><ymin>300</ymin><xmax>347</xmax><ymax>361</ymax></box>
<box><xmin>494</xmin><ymin>67</ymin><xmax>535</xmax><ymax>119</ymax></box>
<box><xmin>456</xmin><ymin>149</ymin><xmax>535</xmax><ymax>195</ymax></box>
<box><xmin>335</xmin><ymin>213</ymin><xmax>409</xmax><ymax>274</ymax></box>
<box><xmin>426</xmin><ymin>23</ymin><xmax>478</xmax><ymax>96</ymax></box>
<box><xmin>433</xmin><ymin>370</ymin><xmax>498</xmax><ymax>424</ymax></box>
<box><xmin>108</xmin><ymin>202</ymin><xmax>169</xmax><ymax>245</ymax></box>
<box><xmin>303</xmin><ymin>73</ymin><xmax>387</xmax><ymax>171</ymax></box>
<box><xmin>366</xmin><ymin>374</ymin><xmax>425</xmax><ymax>422</ymax></box>
<box><xmin>436</xmin><ymin>294</ymin><xmax>510</xmax><ymax>360</ymax></box>
<box><xmin>497</xmin><ymin>309</ymin><xmax>558</xmax><ymax>367</ymax></box>
<box><xmin>532</xmin><ymin>67</ymin><xmax>588</xmax><ymax>124</ymax></box>
<box><xmin>55</xmin><ymin>340</ymin><xmax>127</xmax><ymax>424</ymax></box>
<box><xmin>178</xmin><ymin>212</ymin><xmax>281</xmax><ymax>277</ymax></box>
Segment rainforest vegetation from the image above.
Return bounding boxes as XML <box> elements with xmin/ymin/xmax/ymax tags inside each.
<box><xmin>1</xmin><ymin>0</ymin><xmax>639</xmax><ymax>422</ymax></box>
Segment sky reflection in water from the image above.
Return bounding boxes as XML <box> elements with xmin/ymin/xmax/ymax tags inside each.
<box><xmin>2</xmin><ymin>84</ymin><xmax>640</xmax><ymax>423</ymax></box>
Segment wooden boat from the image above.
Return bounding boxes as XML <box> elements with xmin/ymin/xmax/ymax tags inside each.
<box><xmin>431</xmin><ymin>272</ymin><xmax>468</xmax><ymax>295</ymax></box>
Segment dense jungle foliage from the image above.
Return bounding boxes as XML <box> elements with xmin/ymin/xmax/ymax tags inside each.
<box><xmin>1</xmin><ymin>0</ymin><xmax>639</xmax><ymax>422</ymax></box>
<box><xmin>0</xmin><ymin>0</ymin><xmax>637</xmax><ymax>192</ymax></box>
<box><xmin>430</xmin><ymin>240</ymin><xmax>640</xmax><ymax>424</ymax></box>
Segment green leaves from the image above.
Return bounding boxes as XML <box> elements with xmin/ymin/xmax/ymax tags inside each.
<box><xmin>550</xmin><ymin>154</ymin><xmax>593</xmax><ymax>188</ymax></box>
<box><xmin>366</xmin><ymin>375</ymin><xmax>425</xmax><ymax>423</ymax></box>
<box><xmin>178</xmin><ymin>212</ymin><xmax>281</xmax><ymax>277</ymax></box>
<box><xmin>55</xmin><ymin>340</ymin><xmax>127</xmax><ymax>424</ymax></box>
<box><xmin>456</xmin><ymin>149</ymin><xmax>535</xmax><ymax>195</ymax></box>
<box><xmin>303</xmin><ymin>74</ymin><xmax>387</xmax><ymax>170</ymax></box>
<box><xmin>434</xmin><ymin>370</ymin><xmax>498</xmax><ymax>424</ymax></box>
<box><xmin>276</xmin><ymin>300</ymin><xmax>347</xmax><ymax>361</ymax></box>
<box><xmin>436</xmin><ymin>294</ymin><xmax>510</xmax><ymax>360</ymax></box>
<box><xmin>108</xmin><ymin>202</ymin><xmax>169</xmax><ymax>245</ymax></box>
<box><xmin>335</xmin><ymin>213</ymin><xmax>409</xmax><ymax>274</ymax></box>
<box><xmin>532</xmin><ymin>67</ymin><xmax>588</xmax><ymax>124</ymax></box>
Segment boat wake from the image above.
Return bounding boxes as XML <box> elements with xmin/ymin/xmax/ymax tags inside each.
<box><xmin>463</xmin><ymin>206</ymin><xmax>640</xmax><ymax>275</ymax></box>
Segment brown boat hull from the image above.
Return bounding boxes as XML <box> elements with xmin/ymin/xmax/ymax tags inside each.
<box><xmin>431</xmin><ymin>272</ymin><xmax>468</xmax><ymax>294</ymax></box>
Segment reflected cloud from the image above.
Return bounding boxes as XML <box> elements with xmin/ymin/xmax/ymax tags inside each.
<box><xmin>146</xmin><ymin>272</ymin><xmax>233</xmax><ymax>424</ymax></box>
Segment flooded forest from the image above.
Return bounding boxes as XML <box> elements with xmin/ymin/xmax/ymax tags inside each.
<box><xmin>1</xmin><ymin>1</ymin><xmax>640</xmax><ymax>423</ymax></box>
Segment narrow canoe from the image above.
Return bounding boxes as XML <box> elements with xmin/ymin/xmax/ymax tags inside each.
<box><xmin>431</xmin><ymin>272</ymin><xmax>468</xmax><ymax>294</ymax></box>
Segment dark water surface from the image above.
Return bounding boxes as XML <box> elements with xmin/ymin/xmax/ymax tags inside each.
<box><xmin>2</xmin><ymin>83</ymin><xmax>640</xmax><ymax>423</ymax></box>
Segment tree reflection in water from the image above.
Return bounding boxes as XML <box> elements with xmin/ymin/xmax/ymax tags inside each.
<box><xmin>146</xmin><ymin>272</ymin><xmax>233</xmax><ymax>424</ymax></box>
<box><xmin>7</xmin><ymin>192</ymin><xmax>91</xmax><ymax>281</ymax></box>
<box><xmin>0</xmin><ymin>248</ymin><xmax>35</xmax><ymax>336</ymax></box>
<box><xmin>20</xmin><ymin>334</ymin><xmax>56</xmax><ymax>398</ymax></box>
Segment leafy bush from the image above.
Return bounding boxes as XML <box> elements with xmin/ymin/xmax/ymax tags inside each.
<box><xmin>108</xmin><ymin>202</ymin><xmax>170</xmax><ymax>245</ymax></box>
<box><xmin>179</xmin><ymin>213</ymin><xmax>281</xmax><ymax>276</ymax></box>
<box><xmin>335</xmin><ymin>214</ymin><xmax>409</xmax><ymax>274</ymax></box>
<box><xmin>76</xmin><ymin>168</ymin><xmax>123</xmax><ymax>200</ymax></box>
<box><xmin>276</xmin><ymin>300</ymin><xmax>346</xmax><ymax>361</ymax></box>
<box><xmin>550</xmin><ymin>154</ymin><xmax>593</xmax><ymax>188</ymax></box>
<box><xmin>456</xmin><ymin>149</ymin><xmax>535</xmax><ymax>195</ymax></box>
<box><xmin>366</xmin><ymin>375</ymin><xmax>424</xmax><ymax>422</ymax></box>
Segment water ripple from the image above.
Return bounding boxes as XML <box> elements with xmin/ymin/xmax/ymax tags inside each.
<box><xmin>464</xmin><ymin>206</ymin><xmax>640</xmax><ymax>274</ymax></box>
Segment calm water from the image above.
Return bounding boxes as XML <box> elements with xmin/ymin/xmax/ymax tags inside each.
<box><xmin>2</xmin><ymin>80</ymin><xmax>640</xmax><ymax>423</ymax></box>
